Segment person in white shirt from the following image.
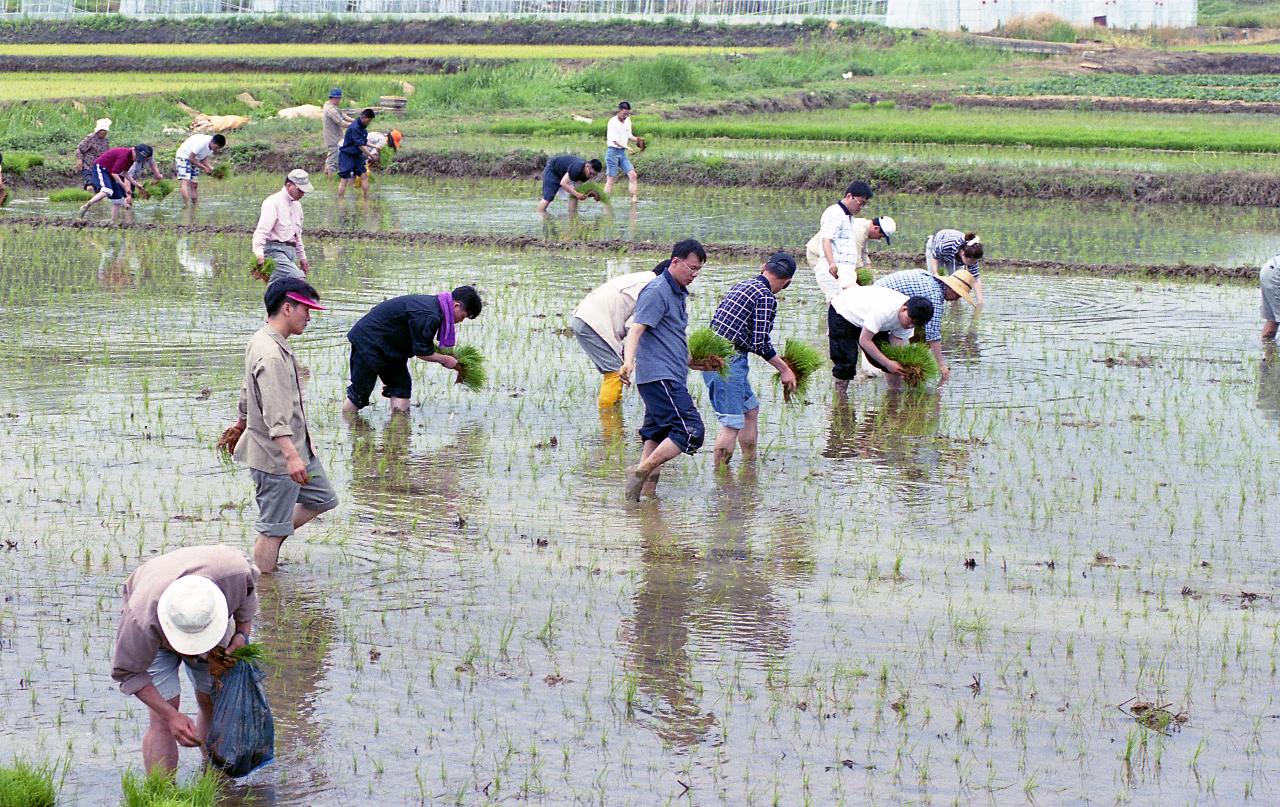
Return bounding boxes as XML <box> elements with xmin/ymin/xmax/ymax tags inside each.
<box><xmin>570</xmin><ymin>260</ymin><xmax>666</xmax><ymax>408</ymax></box>
<box><xmin>827</xmin><ymin>285</ymin><xmax>934</xmax><ymax>393</ymax></box>
<box><xmin>174</xmin><ymin>133</ymin><xmax>225</xmax><ymax>206</ymax></box>
<box><xmin>806</xmin><ymin>180</ymin><xmax>882</xmax><ymax>302</ymax></box>
<box><xmin>603</xmin><ymin>101</ymin><xmax>640</xmax><ymax>202</ymax></box>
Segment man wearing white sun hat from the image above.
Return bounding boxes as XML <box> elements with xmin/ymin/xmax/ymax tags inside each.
<box><xmin>111</xmin><ymin>545</ymin><xmax>259</xmax><ymax>773</ymax></box>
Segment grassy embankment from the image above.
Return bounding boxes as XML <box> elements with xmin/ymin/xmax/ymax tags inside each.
<box><xmin>980</xmin><ymin>73</ymin><xmax>1280</xmax><ymax>101</ymax></box>
<box><xmin>0</xmin><ymin>42</ymin><xmax>773</xmax><ymax>58</ymax></box>
<box><xmin>492</xmin><ymin>105</ymin><xmax>1280</xmax><ymax>153</ymax></box>
<box><xmin>1198</xmin><ymin>0</ymin><xmax>1280</xmax><ymax>28</ymax></box>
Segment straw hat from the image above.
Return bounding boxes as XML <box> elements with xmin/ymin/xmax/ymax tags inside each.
<box><xmin>157</xmin><ymin>575</ymin><xmax>229</xmax><ymax>656</ymax></box>
<box><xmin>937</xmin><ymin>267</ymin><xmax>978</xmax><ymax>306</ymax></box>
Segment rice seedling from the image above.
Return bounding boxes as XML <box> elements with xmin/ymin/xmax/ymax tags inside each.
<box><xmin>856</xmin><ymin>267</ymin><xmax>873</xmax><ymax>286</ymax></box>
<box><xmin>249</xmin><ymin>257</ymin><xmax>275</xmax><ymax>283</ymax></box>
<box><xmin>437</xmin><ymin>344</ymin><xmax>487</xmax><ymax>390</ymax></box>
<box><xmin>687</xmin><ymin>326</ymin><xmax>735</xmax><ymax>376</ymax></box>
<box><xmin>209</xmin><ymin>164</ymin><xmax>233</xmax><ymax>180</ymax></box>
<box><xmin>2</xmin><ymin>152</ymin><xmax>43</xmax><ymax>175</ymax></box>
<box><xmin>775</xmin><ymin>339</ymin><xmax>824</xmax><ymax>402</ymax></box>
<box><xmin>230</xmin><ymin>641</ymin><xmax>272</xmax><ymax>665</ymax></box>
<box><xmin>48</xmin><ymin>188</ymin><xmax>93</xmax><ymax>203</ymax></box>
<box><xmin>120</xmin><ymin>768</ymin><xmax>219</xmax><ymax>807</ymax></box>
<box><xmin>0</xmin><ymin>759</ymin><xmax>59</xmax><ymax>807</ymax></box>
<box><xmin>142</xmin><ymin>179</ymin><xmax>176</xmax><ymax>200</ymax></box>
<box><xmin>575</xmin><ymin>182</ymin><xmax>609</xmax><ymax>203</ymax></box>
<box><xmin>878</xmin><ymin>341</ymin><xmax>941</xmax><ymax>386</ymax></box>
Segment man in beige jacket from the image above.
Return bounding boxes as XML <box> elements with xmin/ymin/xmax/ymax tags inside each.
<box><xmin>233</xmin><ymin>277</ymin><xmax>338</xmax><ymax>573</ymax></box>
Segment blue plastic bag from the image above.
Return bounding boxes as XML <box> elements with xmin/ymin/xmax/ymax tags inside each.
<box><xmin>207</xmin><ymin>661</ymin><xmax>275</xmax><ymax>778</ymax></box>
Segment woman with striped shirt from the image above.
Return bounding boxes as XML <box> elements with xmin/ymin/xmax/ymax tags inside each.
<box><xmin>926</xmin><ymin>229</ymin><xmax>984</xmax><ymax>306</ymax></box>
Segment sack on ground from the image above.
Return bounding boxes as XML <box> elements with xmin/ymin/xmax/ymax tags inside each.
<box><xmin>207</xmin><ymin>661</ymin><xmax>275</xmax><ymax>778</ymax></box>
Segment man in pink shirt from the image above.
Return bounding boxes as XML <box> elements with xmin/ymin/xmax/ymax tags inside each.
<box><xmin>252</xmin><ymin>169</ymin><xmax>313</xmax><ymax>283</ymax></box>
<box><xmin>111</xmin><ymin>545</ymin><xmax>259</xmax><ymax>773</ymax></box>
<box><xmin>80</xmin><ymin>143</ymin><xmax>152</xmax><ymax>224</ymax></box>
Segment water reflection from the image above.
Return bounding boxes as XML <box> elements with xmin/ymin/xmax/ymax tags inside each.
<box><xmin>95</xmin><ymin>233</ymin><xmax>141</xmax><ymax>288</ymax></box>
<box><xmin>221</xmin><ymin>575</ymin><xmax>335</xmax><ymax>806</ymax></box>
<box><xmin>620</xmin><ymin>468</ymin><xmax>797</xmax><ymax>747</ymax></box>
<box><xmin>1258</xmin><ymin>342</ymin><xmax>1280</xmax><ymax>425</ymax></box>
<box><xmin>346</xmin><ymin>416</ymin><xmax>487</xmax><ymax>540</ymax></box>
<box><xmin>176</xmin><ymin>237</ymin><xmax>214</xmax><ymax>278</ymax></box>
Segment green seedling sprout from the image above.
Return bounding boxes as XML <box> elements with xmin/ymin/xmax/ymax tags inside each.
<box><xmin>688</xmin><ymin>327</ymin><xmax>735</xmax><ymax>377</ymax></box>
<box><xmin>776</xmin><ymin>339</ymin><xmax>824</xmax><ymax>402</ymax></box>
<box><xmin>438</xmin><ymin>344</ymin><xmax>487</xmax><ymax>391</ymax></box>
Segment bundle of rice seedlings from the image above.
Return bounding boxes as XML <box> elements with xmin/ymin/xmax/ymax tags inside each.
<box><xmin>249</xmin><ymin>257</ymin><xmax>275</xmax><ymax>283</ymax></box>
<box><xmin>3</xmin><ymin>152</ymin><xmax>43</xmax><ymax>176</ymax></box>
<box><xmin>0</xmin><ymin>758</ymin><xmax>59</xmax><ymax>807</ymax></box>
<box><xmin>438</xmin><ymin>344</ymin><xmax>487</xmax><ymax>391</ymax></box>
<box><xmin>209</xmin><ymin>163</ymin><xmax>232</xmax><ymax>180</ymax></box>
<box><xmin>634</xmin><ymin>136</ymin><xmax>647</xmax><ymax>152</ymax></box>
<box><xmin>776</xmin><ymin>339</ymin><xmax>824</xmax><ymax>402</ymax></box>
<box><xmin>687</xmin><ymin>327</ymin><xmax>735</xmax><ymax>377</ymax></box>
<box><xmin>879</xmin><ymin>342</ymin><xmax>940</xmax><ymax>387</ymax></box>
<box><xmin>120</xmin><ymin>768</ymin><xmax>219</xmax><ymax>807</ymax></box>
<box><xmin>143</xmin><ymin>179</ymin><xmax>176</xmax><ymax>199</ymax></box>
<box><xmin>576</xmin><ymin>182</ymin><xmax>609</xmax><ymax>203</ymax></box>
<box><xmin>50</xmin><ymin>188</ymin><xmax>93</xmax><ymax>203</ymax></box>
<box><xmin>230</xmin><ymin>642</ymin><xmax>272</xmax><ymax>665</ymax></box>
<box><xmin>856</xmin><ymin>267</ymin><xmax>873</xmax><ymax>286</ymax></box>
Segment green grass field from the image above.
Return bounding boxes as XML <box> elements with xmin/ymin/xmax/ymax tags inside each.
<box><xmin>493</xmin><ymin>105</ymin><xmax>1280</xmax><ymax>153</ymax></box>
<box><xmin>983</xmin><ymin>74</ymin><xmax>1280</xmax><ymax>102</ymax></box>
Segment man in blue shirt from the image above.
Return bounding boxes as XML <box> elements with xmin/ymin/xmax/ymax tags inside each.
<box><xmin>337</xmin><ymin>108</ymin><xmax>377</xmax><ymax>201</ymax></box>
<box><xmin>702</xmin><ymin>253</ymin><xmax>799</xmax><ymax>467</ymax></box>
<box><xmin>536</xmin><ymin>154</ymin><xmax>602</xmax><ymax>214</ymax></box>
<box><xmin>618</xmin><ymin>239</ymin><xmax>707</xmax><ymax>501</ymax></box>
<box><xmin>874</xmin><ymin>267</ymin><xmax>976</xmax><ymax>385</ymax></box>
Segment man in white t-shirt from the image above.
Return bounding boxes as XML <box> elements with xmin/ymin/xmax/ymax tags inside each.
<box><xmin>603</xmin><ymin>101</ymin><xmax>640</xmax><ymax>202</ymax></box>
<box><xmin>570</xmin><ymin>260</ymin><xmax>665</xmax><ymax>408</ymax></box>
<box><xmin>827</xmin><ymin>285</ymin><xmax>933</xmax><ymax>393</ymax></box>
<box><xmin>807</xmin><ymin>180</ymin><xmax>887</xmax><ymax>302</ymax></box>
<box><xmin>175</xmin><ymin>133</ymin><xmax>225</xmax><ymax>206</ymax></box>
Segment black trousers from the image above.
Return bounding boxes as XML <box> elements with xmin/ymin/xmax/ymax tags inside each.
<box><xmin>827</xmin><ymin>305</ymin><xmax>889</xmax><ymax>381</ymax></box>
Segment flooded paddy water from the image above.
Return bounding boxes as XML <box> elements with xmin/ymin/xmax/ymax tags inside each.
<box><xmin>5</xmin><ymin>175</ymin><xmax>1279</xmax><ymax>269</ymax></box>
<box><xmin>2</xmin><ymin>221</ymin><xmax>1280</xmax><ymax>805</ymax></box>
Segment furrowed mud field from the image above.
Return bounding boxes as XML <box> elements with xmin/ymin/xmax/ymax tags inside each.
<box><xmin>2</xmin><ymin>223</ymin><xmax>1280</xmax><ymax>805</ymax></box>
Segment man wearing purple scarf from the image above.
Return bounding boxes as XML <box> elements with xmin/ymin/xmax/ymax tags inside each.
<box><xmin>342</xmin><ymin>286</ymin><xmax>484</xmax><ymax>416</ymax></box>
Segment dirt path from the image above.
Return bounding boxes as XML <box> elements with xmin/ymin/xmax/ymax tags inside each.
<box><xmin>0</xmin><ymin>214</ymin><xmax>1256</xmax><ymax>281</ymax></box>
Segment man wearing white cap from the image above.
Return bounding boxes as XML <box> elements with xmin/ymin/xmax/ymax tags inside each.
<box><xmin>252</xmin><ymin>169</ymin><xmax>313</xmax><ymax>283</ymax></box>
<box><xmin>111</xmin><ymin>544</ymin><xmax>259</xmax><ymax>773</ymax></box>
<box><xmin>75</xmin><ymin>119</ymin><xmax>112</xmax><ymax>190</ymax></box>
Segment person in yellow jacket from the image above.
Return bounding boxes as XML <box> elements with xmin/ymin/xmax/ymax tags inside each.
<box><xmin>570</xmin><ymin>259</ymin><xmax>669</xmax><ymax>408</ymax></box>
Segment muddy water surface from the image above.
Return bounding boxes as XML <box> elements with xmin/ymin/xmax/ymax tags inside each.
<box><xmin>1</xmin><ymin>225</ymin><xmax>1278</xmax><ymax>805</ymax></box>
<box><xmin>5</xmin><ymin>175</ymin><xmax>1278</xmax><ymax>268</ymax></box>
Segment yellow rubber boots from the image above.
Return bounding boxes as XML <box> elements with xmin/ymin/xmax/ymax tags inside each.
<box><xmin>598</xmin><ymin>371</ymin><xmax>622</xmax><ymax>408</ymax></box>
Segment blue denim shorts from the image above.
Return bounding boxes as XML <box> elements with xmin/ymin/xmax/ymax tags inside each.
<box><xmin>702</xmin><ymin>352</ymin><xmax>759</xmax><ymax>430</ymax></box>
<box><xmin>605</xmin><ymin>146</ymin><xmax>633</xmax><ymax>177</ymax></box>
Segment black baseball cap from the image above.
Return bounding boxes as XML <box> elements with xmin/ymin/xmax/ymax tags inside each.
<box><xmin>844</xmin><ymin>180</ymin><xmax>873</xmax><ymax>200</ymax></box>
<box><xmin>764</xmin><ymin>252</ymin><xmax>798</xmax><ymax>278</ymax></box>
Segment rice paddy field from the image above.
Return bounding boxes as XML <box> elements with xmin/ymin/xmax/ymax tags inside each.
<box><xmin>3</xmin><ymin>18</ymin><xmax>1280</xmax><ymax>806</ymax></box>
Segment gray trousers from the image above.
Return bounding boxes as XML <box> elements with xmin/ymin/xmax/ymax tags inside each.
<box><xmin>571</xmin><ymin>317</ymin><xmax>622</xmax><ymax>374</ymax></box>
<box><xmin>265</xmin><ymin>241</ymin><xmax>304</xmax><ymax>283</ymax></box>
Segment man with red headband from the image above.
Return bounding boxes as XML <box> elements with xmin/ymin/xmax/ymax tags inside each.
<box><xmin>232</xmin><ymin>277</ymin><xmax>338</xmax><ymax>574</ymax></box>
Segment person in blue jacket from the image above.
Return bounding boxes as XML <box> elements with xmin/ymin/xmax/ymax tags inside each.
<box><xmin>337</xmin><ymin>108</ymin><xmax>377</xmax><ymax>200</ymax></box>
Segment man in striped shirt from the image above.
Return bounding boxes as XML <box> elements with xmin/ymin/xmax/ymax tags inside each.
<box><xmin>874</xmin><ymin>268</ymin><xmax>977</xmax><ymax>385</ymax></box>
<box><xmin>702</xmin><ymin>253</ymin><xmax>799</xmax><ymax>466</ymax></box>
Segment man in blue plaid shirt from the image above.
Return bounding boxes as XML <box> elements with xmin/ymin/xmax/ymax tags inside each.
<box><xmin>702</xmin><ymin>252</ymin><xmax>799</xmax><ymax>466</ymax></box>
<box><xmin>874</xmin><ymin>267</ymin><xmax>977</xmax><ymax>384</ymax></box>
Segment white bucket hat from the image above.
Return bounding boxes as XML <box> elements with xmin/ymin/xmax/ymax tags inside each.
<box><xmin>94</xmin><ymin>118</ymin><xmax>112</xmax><ymax>132</ymax></box>
<box><xmin>157</xmin><ymin>575</ymin><xmax>229</xmax><ymax>656</ymax></box>
<box><xmin>286</xmin><ymin>168</ymin><xmax>313</xmax><ymax>194</ymax></box>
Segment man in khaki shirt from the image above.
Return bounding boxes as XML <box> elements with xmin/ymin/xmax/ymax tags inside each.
<box><xmin>110</xmin><ymin>544</ymin><xmax>259</xmax><ymax>773</ymax></box>
<box><xmin>322</xmin><ymin>87</ymin><xmax>352</xmax><ymax>175</ymax></box>
<box><xmin>233</xmin><ymin>277</ymin><xmax>338</xmax><ymax>573</ymax></box>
